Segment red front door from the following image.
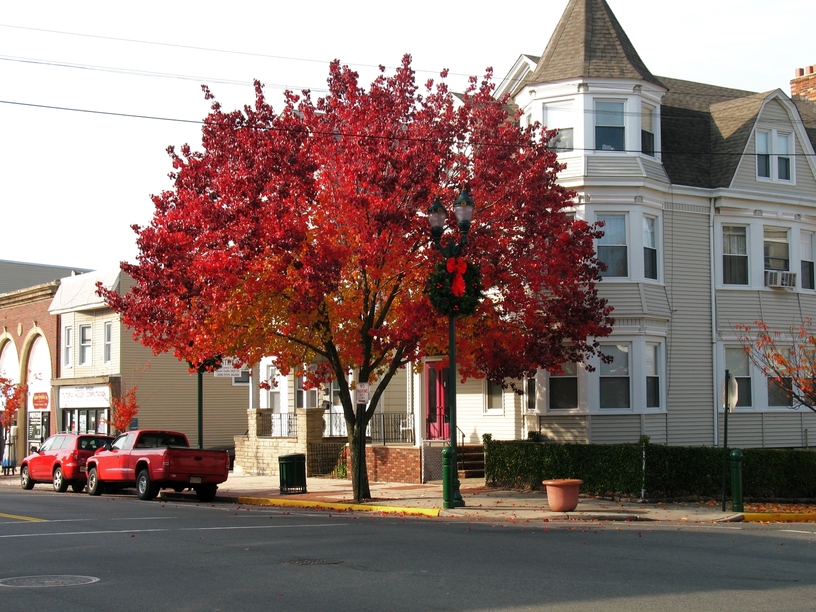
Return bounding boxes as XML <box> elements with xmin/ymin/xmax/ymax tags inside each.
<box><xmin>425</xmin><ymin>363</ymin><xmax>449</xmax><ymax>440</ymax></box>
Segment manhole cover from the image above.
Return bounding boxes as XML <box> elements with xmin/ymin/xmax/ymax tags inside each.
<box><xmin>0</xmin><ymin>575</ymin><xmax>100</xmax><ymax>588</ymax></box>
<box><xmin>282</xmin><ymin>559</ymin><xmax>342</xmax><ymax>566</ymax></box>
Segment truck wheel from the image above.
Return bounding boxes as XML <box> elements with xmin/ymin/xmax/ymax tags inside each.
<box><xmin>195</xmin><ymin>484</ymin><xmax>217</xmax><ymax>502</ymax></box>
<box><xmin>87</xmin><ymin>467</ymin><xmax>104</xmax><ymax>496</ymax></box>
<box><xmin>21</xmin><ymin>465</ymin><xmax>35</xmax><ymax>490</ymax></box>
<box><xmin>53</xmin><ymin>466</ymin><xmax>69</xmax><ymax>493</ymax></box>
<box><xmin>71</xmin><ymin>482</ymin><xmax>85</xmax><ymax>493</ymax></box>
<box><xmin>137</xmin><ymin>469</ymin><xmax>159</xmax><ymax>501</ymax></box>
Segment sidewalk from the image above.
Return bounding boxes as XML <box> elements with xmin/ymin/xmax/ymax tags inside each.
<box><xmin>4</xmin><ymin>472</ymin><xmax>816</xmax><ymax>523</ymax></box>
<box><xmin>158</xmin><ymin>474</ymin><xmax>814</xmax><ymax>524</ymax></box>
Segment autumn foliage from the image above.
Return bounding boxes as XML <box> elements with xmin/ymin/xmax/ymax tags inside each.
<box><xmin>0</xmin><ymin>377</ymin><xmax>27</xmax><ymax>430</ymax></box>
<box><xmin>100</xmin><ymin>56</ymin><xmax>613</xmax><ymax>498</ymax></box>
<box><xmin>737</xmin><ymin>318</ymin><xmax>816</xmax><ymax>410</ymax></box>
<box><xmin>105</xmin><ymin>386</ymin><xmax>139</xmax><ymax>433</ymax></box>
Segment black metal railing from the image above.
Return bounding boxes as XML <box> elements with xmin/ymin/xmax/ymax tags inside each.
<box><xmin>370</xmin><ymin>413</ymin><xmax>414</xmax><ymax>444</ymax></box>
<box><xmin>257</xmin><ymin>411</ymin><xmax>298</xmax><ymax>438</ymax></box>
<box><xmin>322</xmin><ymin>412</ymin><xmax>414</xmax><ymax>444</ymax></box>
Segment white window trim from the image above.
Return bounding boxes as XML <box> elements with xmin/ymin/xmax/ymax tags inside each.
<box><xmin>63</xmin><ymin>326</ymin><xmax>73</xmax><ymax>367</ymax></box>
<box><xmin>78</xmin><ymin>324</ymin><xmax>92</xmax><ymax>366</ymax></box>
<box><xmin>756</xmin><ymin>127</ymin><xmax>795</xmax><ymax>184</ymax></box>
<box><xmin>103</xmin><ymin>321</ymin><xmax>112</xmax><ymax>364</ymax></box>
<box><xmin>594</xmin><ymin>99</ymin><xmax>626</xmax><ymax>152</ymax></box>
<box><xmin>484</xmin><ymin>379</ymin><xmax>505</xmax><ymax>415</ymax></box>
<box><xmin>596</xmin><ymin>211</ymin><xmax>630</xmax><ymax>280</ymax></box>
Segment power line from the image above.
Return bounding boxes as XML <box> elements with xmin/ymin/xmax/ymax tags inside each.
<box><xmin>1</xmin><ymin>98</ymin><xmax>814</xmax><ymax>157</ymax></box>
<box><xmin>0</xmin><ymin>23</ymin><xmax>466</xmax><ymax>79</ymax></box>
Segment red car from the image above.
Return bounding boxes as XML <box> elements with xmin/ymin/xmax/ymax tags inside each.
<box><xmin>20</xmin><ymin>433</ymin><xmax>114</xmax><ymax>493</ymax></box>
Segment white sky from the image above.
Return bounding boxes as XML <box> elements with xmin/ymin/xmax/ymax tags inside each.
<box><xmin>1</xmin><ymin>0</ymin><xmax>813</xmax><ymax>271</ymax></box>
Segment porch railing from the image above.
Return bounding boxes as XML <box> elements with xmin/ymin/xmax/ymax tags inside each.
<box><xmin>370</xmin><ymin>413</ymin><xmax>415</xmax><ymax>444</ymax></box>
<box><xmin>257</xmin><ymin>411</ymin><xmax>298</xmax><ymax>438</ymax></box>
<box><xmin>322</xmin><ymin>412</ymin><xmax>415</xmax><ymax>444</ymax></box>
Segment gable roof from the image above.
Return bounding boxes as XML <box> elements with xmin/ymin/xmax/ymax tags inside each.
<box><xmin>521</xmin><ymin>0</ymin><xmax>662</xmax><ymax>91</ymax></box>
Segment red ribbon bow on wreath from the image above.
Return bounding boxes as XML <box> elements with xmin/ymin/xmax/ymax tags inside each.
<box><xmin>446</xmin><ymin>257</ymin><xmax>468</xmax><ymax>297</ymax></box>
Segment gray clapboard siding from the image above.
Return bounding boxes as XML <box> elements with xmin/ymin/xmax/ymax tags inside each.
<box><xmin>590</xmin><ymin>414</ymin><xmax>642</xmax><ymax>443</ymax></box>
<box><xmin>587</xmin><ymin>156</ymin><xmax>644</xmax><ymax>178</ymax></box>
<box><xmin>663</xmin><ymin>205</ymin><xmax>715</xmax><ymax>445</ymax></box>
<box><xmin>718</xmin><ymin>290</ymin><xmax>812</xmax><ymax>332</ymax></box>
<box><xmin>643</xmin><ymin>413</ymin><xmax>668</xmax><ymax>444</ymax></box>
<box><xmin>538</xmin><ymin>415</ymin><xmax>588</xmax><ymax>443</ymax></box>
<box><xmin>597</xmin><ymin>283</ymin><xmax>646</xmax><ymax>316</ymax></box>
<box><xmin>119</xmin><ymin>338</ymin><xmax>248</xmax><ymax>449</ymax></box>
<box><xmin>639</xmin><ymin>157</ymin><xmax>670</xmax><ymax>183</ymax></box>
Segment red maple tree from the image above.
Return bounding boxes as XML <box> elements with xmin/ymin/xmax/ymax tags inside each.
<box><xmin>100</xmin><ymin>56</ymin><xmax>613</xmax><ymax>500</ymax></box>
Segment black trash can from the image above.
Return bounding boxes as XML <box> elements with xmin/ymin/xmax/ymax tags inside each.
<box><xmin>279</xmin><ymin>453</ymin><xmax>307</xmax><ymax>494</ymax></box>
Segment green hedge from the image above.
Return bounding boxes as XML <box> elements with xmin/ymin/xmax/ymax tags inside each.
<box><xmin>483</xmin><ymin>435</ymin><xmax>816</xmax><ymax>499</ymax></box>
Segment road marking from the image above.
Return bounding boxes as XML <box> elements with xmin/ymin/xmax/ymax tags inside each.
<box><xmin>0</xmin><ymin>512</ymin><xmax>47</xmax><ymax>522</ymax></box>
<box><xmin>780</xmin><ymin>529</ymin><xmax>815</xmax><ymax>534</ymax></box>
<box><xmin>0</xmin><ymin>523</ymin><xmax>345</xmax><ymax>539</ymax></box>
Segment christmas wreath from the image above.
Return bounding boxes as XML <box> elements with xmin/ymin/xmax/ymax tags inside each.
<box><xmin>427</xmin><ymin>257</ymin><xmax>483</xmax><ymax>317</ymax></box>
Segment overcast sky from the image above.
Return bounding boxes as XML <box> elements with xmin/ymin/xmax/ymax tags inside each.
<box><xmin>1</xmin><ymin>0</ymin><xmax>813</xmax><ymax>272</ymax></box>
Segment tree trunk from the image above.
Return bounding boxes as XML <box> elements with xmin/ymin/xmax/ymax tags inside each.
<box><xmin>348</xmin><ymin>404</ymin><xmax>371</xmax><ymax>502</ymax></box>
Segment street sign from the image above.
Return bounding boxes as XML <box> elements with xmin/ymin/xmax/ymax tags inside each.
<box><xmin>356</xmin><ymin>383</ymin><xmax>369</xmax><ymax>404</ymax></box>
<box><xmin>213</xmin><ymin>357</ymin><xmax>244</xmax><ymax>377</ymax></box>
<box><xmin>720</xmin><ymin>373</ymin><xmax>739</xmax><ymax>412</ymax></box>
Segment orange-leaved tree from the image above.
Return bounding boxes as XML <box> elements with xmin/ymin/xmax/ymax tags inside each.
<box><xmin>99</xmin><ymin>56</ymin><xmax>613</xmax><ymax>501</ymax></box>
<box><xmin>1</xmin><ymin>377</ymin><xmax>27</xmax><ymax>465</ymax></box>
<box><xmin>106</xmin><ymin>386</ymin><xmax>140</xmax><ymax>433</ymax></box>
<box><xmin>737</xmin><ymin>318</ymin><xmax>816</xmax><ymax>410</ymax></box>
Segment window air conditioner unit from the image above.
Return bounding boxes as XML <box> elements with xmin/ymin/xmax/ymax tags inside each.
<box><xmin>764</xmin><ymin>270</ymin><xmax>797</xmax><ymax>288</ymax></box>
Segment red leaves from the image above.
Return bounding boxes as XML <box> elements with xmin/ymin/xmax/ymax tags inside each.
<box><xmin>105</xmin><ymin>386</ymin><xmax>139</xmax><ymax>434</ymax></box>
<box><xmin>99</xmin><ymin>55</ymin><xmax>612</xmax><ymax>421</ymax></box>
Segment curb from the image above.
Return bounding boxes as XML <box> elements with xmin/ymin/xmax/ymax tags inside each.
<box><xmin>160</xmin><ymin>492</ymin><xmax>440</xmax><ymax>517</ymax></box>
<box><xmin>740</xmin><ymin>512</ymin><xmax>816</xmax><ymax>523</ymax></box>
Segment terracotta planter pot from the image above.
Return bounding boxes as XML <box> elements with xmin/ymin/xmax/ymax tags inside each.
<box><xmin>542</xmin><ymin>479</ymin><xmax>583</xmax><ymax>512</ymax></box>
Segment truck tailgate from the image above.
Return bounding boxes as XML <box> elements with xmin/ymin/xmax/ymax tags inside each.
<box><xmin>167</xmin><ymin>448</ymin><xmax>228</xmax><ymax>476</ymax></box>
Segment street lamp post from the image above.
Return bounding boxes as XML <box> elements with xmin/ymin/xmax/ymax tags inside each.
<box><xmin>428</xmin><ymin>189</ymin><xmax>474</xmax><ymax>509</ymax></box>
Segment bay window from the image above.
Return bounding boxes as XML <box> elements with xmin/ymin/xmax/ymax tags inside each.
<box><xmin>549</xmin><ymin>363</ymin><xmax>578</xmax><ymax>410</ymax></box>
<box><xmin>802</xmin><ymin>231</ymin><xmax>814</xmax><ymax>290</ymax></box>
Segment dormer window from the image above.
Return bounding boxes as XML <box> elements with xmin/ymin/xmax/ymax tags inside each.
<box><xmin>543</xmin><ymin>102</ymin><xmax>573</xmax><ymax>151</ymax></box>
<box><xmin>595</xmin><ymin>101</ymin><xmax>625</xmax><ymax>151</ymax></box>
<box><xmin>641</xmin><ymin>103</ymin><xmax>655</xmax><ymax>157</ymax></box>
<box><xmin>757</xmin><ymin>129</ymin><xmax>793</xmax><ymax>182</ymax></box>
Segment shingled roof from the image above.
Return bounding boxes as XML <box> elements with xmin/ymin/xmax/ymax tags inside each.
<box><xmin>658</xmin><ymin>77</ymin><xmax>760</xmax><ymax>188</ymax></box>
<box><xmin>521</xmin><ymin>0</ymin><xmax>663</xmax><ymax>91</ymax></box>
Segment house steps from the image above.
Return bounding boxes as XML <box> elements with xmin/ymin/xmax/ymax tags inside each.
<box><xmin>457</xmin><ymin>444</ymin><xmax>485</xmax><ymax>479</ymax></box>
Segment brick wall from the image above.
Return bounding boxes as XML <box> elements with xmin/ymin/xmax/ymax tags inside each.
<box><xmin>365</xmin><ymin>446</ymin><xmax>422</xmax><ymax>484</ymax></box>
<box><xmin>791</xmin><ymin>65</ymin><xmax>816</xmax><ymax>103</ymax></box>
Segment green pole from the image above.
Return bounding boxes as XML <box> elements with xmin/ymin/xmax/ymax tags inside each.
<box><xmin>730</xmin><ymin>449</ymin><xmax>744</xmax><ymax>512</ymax></box>
<box><xmin>448</xmin><ymin>314</ymin><xmax>464</xmax><ymax>508</ymax></box>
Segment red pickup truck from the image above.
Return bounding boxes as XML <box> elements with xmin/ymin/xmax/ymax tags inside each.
<box><xmin>86</xmin><ymin>430</ymin><xmax>230</xmax><ymax>502</ymax></box>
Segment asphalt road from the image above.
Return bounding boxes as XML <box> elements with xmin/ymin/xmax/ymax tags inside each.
<box><xmin>1</xmin><ymin>487</ymin><xmax>815</xmax><ymax>611</ymax></box>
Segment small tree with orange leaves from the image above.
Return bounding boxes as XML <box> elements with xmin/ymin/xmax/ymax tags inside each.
<box><xmin>105</xmin><ymin>386</ymin><xmax>139</xmax><ymax>434</ymax></box>
<box><xmin>736</xmin><ymin>318</ymin><xmax>816</xmax><ymax>411</ymax></box>
<box><xmin>1</xmin><ymin>377</ymin><xmax>27</xmax><ymax>469</ymax></box>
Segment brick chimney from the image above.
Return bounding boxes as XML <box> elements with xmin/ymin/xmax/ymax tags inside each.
<box><xmin>791</xmin><ymin>64</ymin><xmax>816</xmax><ymax>103</ymax></box>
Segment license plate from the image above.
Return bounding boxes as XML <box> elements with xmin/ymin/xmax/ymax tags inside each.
<box><xmin>80</xmin><ymin>466</ymin><xmax>87</xmax><ymax>472</ymax></box>
<box><xmin>190</xmin><ymin>476</ymin><xmax>202</xmax><ymax>484</ymax></box>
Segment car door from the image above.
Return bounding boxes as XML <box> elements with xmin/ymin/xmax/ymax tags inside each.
<box><xmin>29</xmin><ymin>436</ymin><xmax>59</xmax><ymax>481</ymax></box>
<box><xmin>96</xmin><ymin>433</ymin><xmax>135</xmax><ymax>481</ymax></box>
